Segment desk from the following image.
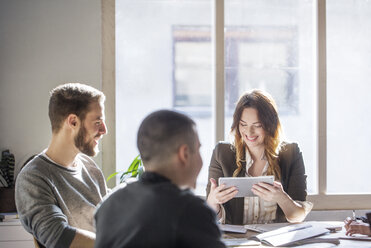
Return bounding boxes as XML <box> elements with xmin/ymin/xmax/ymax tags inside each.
<box><xmin>0</xmin><ymin>220</ymin><xmax>34</xmax><ymax>248</ymax></box>
<box><xmin>222</xmin><ymin>222</ymin><xmax>371</xmax><ymax>247</ymax></box>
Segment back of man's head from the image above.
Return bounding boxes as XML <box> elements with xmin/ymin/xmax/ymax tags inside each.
<box><xmin>49</xmin><ymin>83</ymin><xmax>105</xmax><ymax>133</ymax></box>
<box><xmin>137</xmin><ymin>110</ymin><xmax>196</xmax><ymax>166</ymax></box>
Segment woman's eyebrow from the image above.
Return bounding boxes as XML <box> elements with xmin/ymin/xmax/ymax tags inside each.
<box><xmin>240</xmin><ymin>120</ymin><xmax>261</xmax><ymax>124</ymax></box>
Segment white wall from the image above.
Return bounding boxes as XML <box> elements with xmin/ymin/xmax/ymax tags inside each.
<box><xmin>0</xmin><ymin>0</ymin><xmax>102</xmax><ymax>176</ymax></box>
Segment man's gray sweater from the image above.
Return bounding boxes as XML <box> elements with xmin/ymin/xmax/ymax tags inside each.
<box><xmin>15</xmin><ymin>153</ymin><xmax>108</xmax><ymax>248</ymax></box>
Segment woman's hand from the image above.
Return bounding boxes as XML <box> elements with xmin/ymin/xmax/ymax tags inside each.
<box><xmin>344</xmin><ymin>217</ymin><xmax>371</xmax><ymax>236</ymax></box>
<box><xmin>251</xmin><ymin>181</ymin><xmax>286</xmax><ymax>203</ymax></box>
<box><xmin>207</xmin><ymin>178</ymin><xmax>238</xmax><ymax>213</ymax></box>
<box><xmin>252</xmin><ymin>180</ymin><xmax>308</xmax><ymax>222</ymax></box>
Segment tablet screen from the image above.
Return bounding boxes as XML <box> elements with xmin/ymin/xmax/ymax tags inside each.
<box><xmin>218</xmin><ymin>176</ymin><xmax>274</xmax><ymax>198</ymax></box>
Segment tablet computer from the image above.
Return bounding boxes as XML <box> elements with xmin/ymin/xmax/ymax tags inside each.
<box><xmin>218</xmin><ymin>176</ymin><xmax>274</xmax><ymax>198</ymax></box>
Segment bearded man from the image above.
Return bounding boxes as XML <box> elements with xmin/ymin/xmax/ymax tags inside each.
<box><xmin>16</xmin><ymin>83</ymin><xmax>109</xmax><ymax>248</ymax></box>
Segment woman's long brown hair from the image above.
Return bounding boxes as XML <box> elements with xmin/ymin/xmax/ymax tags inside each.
<box><xmin>231</xmin><ymin>89</ymin><xmax>282</xmax><ymax>180</ymax></box>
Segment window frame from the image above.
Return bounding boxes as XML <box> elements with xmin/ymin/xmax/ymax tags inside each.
<box><xmin>101</xmin><ymin>0</ymin><xmax>116</xmax><ymax>189</ymax></box>
<box><xmin>103</xmin><ymin>0</ymin><xmax>371</xmax><ymax>209</ymax></box>
<box><xmin>308</xmin><ymin>0</ymin><xmax>370</xmax><ymax>210</ymax></box>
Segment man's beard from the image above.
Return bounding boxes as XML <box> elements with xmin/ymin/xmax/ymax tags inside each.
<box><xmin>74</xmin><ymin>125</ymin><xmax>98</xmax><ymax>156</ymax></box>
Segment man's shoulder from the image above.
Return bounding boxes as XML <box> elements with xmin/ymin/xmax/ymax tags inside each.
<box><xmin>103</xmin><ymin>181</ymin><xmax>199</xmax><ymax>207</ymax></box>
<box><xmin>178</xmin><ymin>190</ymin><xmax>212</xmax><ymax>214</ymax></box>
<box><xmin>77</xmin><ymin>153</ymin><xmax>97</xmax><ymax>166</ymax></box>
<box><xmin>177</xmin><ymin>191</ymin><xmax>219</xmax><ymax>231</ymax></box>
<box><xmin>154</xmin><ymin>182</ymin><xmax>202</xmax><ymax>207</ymax></box>
<box><xmin>179</xmin><ymin>189</ymin><xmax>202</xmax><ymax>202</ymax></box>
<box><xmin>76</xmin><ymin>154</ymin><xmax>102</xmax><ymax>173</ymax></box>
<box><xmin>18</xmin><ymin>154</ymin><xmax>50</xmax><ymax>177</ymax></box>
<box><xmin>15</xmin><ymin>155</ymin><xmax>53</xmax><ymax>198</ymax></box>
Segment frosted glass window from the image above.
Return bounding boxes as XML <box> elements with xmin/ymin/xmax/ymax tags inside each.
<box><xmin>116</xmin><ymin>0</ymin><xmax>212</xmax><ymax>195</ymax></box>
<box><xmin>225</xmin><ymin>0</ymin><xmax>316</xmax><ymax>193</ymax></box>
<box><xmin>327</xmin><ymin>0</ymin><xmax>371</xmax><ymax>194</ymax></box>
<box><xmin>116</xmin><ymin>0</ymin><xmax>371</xmax><ymax>198</ymax></box>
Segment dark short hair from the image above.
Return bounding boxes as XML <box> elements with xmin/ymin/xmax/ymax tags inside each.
<box><xmin>137</xmin><ymin>110</ymin><xmax>196</xmax><ymax>163</ymax></box>
<box><xmin>48</xmin><ymin>83</ymin><xmax>105</xmax><ymax>132</ymax></box>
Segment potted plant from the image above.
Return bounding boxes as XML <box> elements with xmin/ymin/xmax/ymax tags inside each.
<box><xmin>107</xmin><ymin>155</ymin><xmax>144</xmax><ymax>184</ymax></box>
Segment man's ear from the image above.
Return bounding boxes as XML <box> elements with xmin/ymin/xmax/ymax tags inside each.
<box><xmin>66</xmin><ymin>114</ymin><xmax>80</xmax><ymax>130</ymax></box>
<box><xmin>177</xmin><ymin>144</ymin><xmax>189</xmax><ymax>166</ymax></box>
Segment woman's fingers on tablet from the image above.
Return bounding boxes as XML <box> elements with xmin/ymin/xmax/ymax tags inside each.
<box><xmin>218</xmin><ymin>190</ymin><xmax>238</xmax><ymax>203</ymax></box>
<box><xmin>257</xmin><ymin>182</ymin><xmax>278</xmax><ymax>191</ymax></box>
<box><xmin>216</xmin><ymin>187</ymin><xmax>238</xmax><ymax>203</ymax></box>
<box><xmin>218</xmin><ymin>186</ymin><xmax>237</xmax><ymax>196</ymax></box>
<box><xmin>255</xmin><ymin>182</ymin><xmax>271</xmax><ymax>191</ymax></box>
<box><xmin>252</xmin><ymin>184</ymin><xmax>265</xmax><ymax>193</ymax></box>
<box><xmin>251</xmin><ymin>186</ymin><xmax>262</xmax><ymax>197</ymax></box>
<box><xmin>225</xmin><ymin>186</ymin><xmax>238</xmax><ymax>194</ymax></box>
<box><xmin>217</xmin><ymin>183</ymin><xmax>237</xmax><ymax>193</ymax></box>
<box><xmin>216</xmin><ymin>184</ymin><xmax>226</xmax><ymax>191</ymax></box>
<box><xmin>252</xmin><ymin>184</ymin><xmax>274</xmax><ymax>200</ymax></box>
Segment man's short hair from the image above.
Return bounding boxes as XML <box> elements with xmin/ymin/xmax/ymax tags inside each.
<box><xmin>49</xmin><ymin>83</ymin><xmax>105</xmax><ymax>133</ymax></box>
<box><xmin>137</xmin><ymin>110</ymin><xmax>196</xmax><ymax>163</ymax></box>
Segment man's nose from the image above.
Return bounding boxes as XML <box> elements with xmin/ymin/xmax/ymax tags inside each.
<box><xmin>99</xmin><ymin>121</ymin><xmax>108</xmax><ymax>135</ymax></box>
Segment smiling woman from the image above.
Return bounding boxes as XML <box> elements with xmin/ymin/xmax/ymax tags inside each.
<box><xmin>206</xmin><ymin>89</ymin><xmax>313</xmax><ymax>225</ymax></box>
<box><xmin>239</xmin><ymin>108</ymin><xmax>266</xmax><ymax>149</ymax></box>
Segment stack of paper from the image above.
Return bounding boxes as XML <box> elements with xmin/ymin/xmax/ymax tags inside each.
<box><xmin>222</xmin><ymin>238</ymin><xmax>260</xmax><ymax>247</ymax></box>
<box><xmin>249</xmin><ymin>223</ymin><xmax>335</xmax><ymax>246</ymax></box>
<box><xmin>222</xmin><ymin>222</ymin><xmax>343</xmax><ymax>247</ymax></box>
<box><xmin>219</xmin><ymin>224</ymin><xmax>247</xmax><ymax>234</ymax></box>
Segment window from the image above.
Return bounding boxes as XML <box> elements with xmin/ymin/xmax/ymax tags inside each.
<box><xmin>327</xmin><ymin>0</ymin><xmax>371</xmax><ymax>194</ymax></box>
<box><xmin>173</xmin><ymin>27</ymin><xmax>211</xmax><ymax>115</ymax></box>
<box><xmin>173</xmin><ymin>26</ymin><xmax>299</xmax><ymax>116</ymax></box>
<box><xmin>224</xmin><ymin>0</ymin><xmax>316</xmax><ymax>196</ymax></box>
<box><xmin>108</xmin><ymin>0</ymin><xmax>371</xmax><ymax>209</ymax></box>
<box><xmin>115</xmin><ymin>0</ymin><xmax>213</xmax><ymax>195</ymax></box>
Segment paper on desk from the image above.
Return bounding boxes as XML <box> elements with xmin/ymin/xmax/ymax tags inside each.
<box><xmin>256</xmin><ymin>226</ymin><xmax>330</xmax><ymax>247</ymax></box>
<box><xmin>245</xmin><ymin>222</ymin><xmax>311</xmax><ymax>233</ymax></box>
<box><xmin>305</xmin><ymin>221</ymin><xmax>343</xmax><ymax>232</ymax></box>
<box><xmin>245</xmin><ymin>221</ymin><xmax>343</xmax><ymax>234</ymax></box>
<box><xmin>222</xmin><ymin>238</ymin><xmax>260</xmax><ymax>247</ymax></box>
<box><xmin>219</xmin><ymin>224</ymin><xmax>247</xmax><ymax>233</ymax></box>
<box><xmin>254</xmin><ymin>223</ymin><xmax>312</xmax><ymax>239</ymax></box>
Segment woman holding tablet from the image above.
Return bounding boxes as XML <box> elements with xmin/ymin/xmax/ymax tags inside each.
<box><xmin>206</xmin><ymin>89</ymin><xmax>312</xmax><ymax>224</ymax></box>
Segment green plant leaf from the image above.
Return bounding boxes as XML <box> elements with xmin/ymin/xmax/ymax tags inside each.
<box><xmin>132</xmin><ymin>158</ymin><xmax>143</xmax><ymax>177</ymax></box>
<box><xmin>110</xmin><ymin>155</ymin><xmax>143</xmax><ymax>184</ymax></box>
<box><xmin>119</xmin><ymin>169</ymin><xmax>137</xmax><ymax>183</ymax></box>
<box><xmin>106</xmin><ymin>172</ymin><xmax>120</xmax><ymax>182</ymax></box>
<box><xmin>127</xmin><ymin>155</ymin><xmax>141</xmax><ymax>172</ymax></box>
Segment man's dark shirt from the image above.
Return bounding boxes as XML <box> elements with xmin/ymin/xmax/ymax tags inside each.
<box><xmin>94</xmin><ymin>172</ymin><xmax>226</xmax><ymax>248</ymax></box>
